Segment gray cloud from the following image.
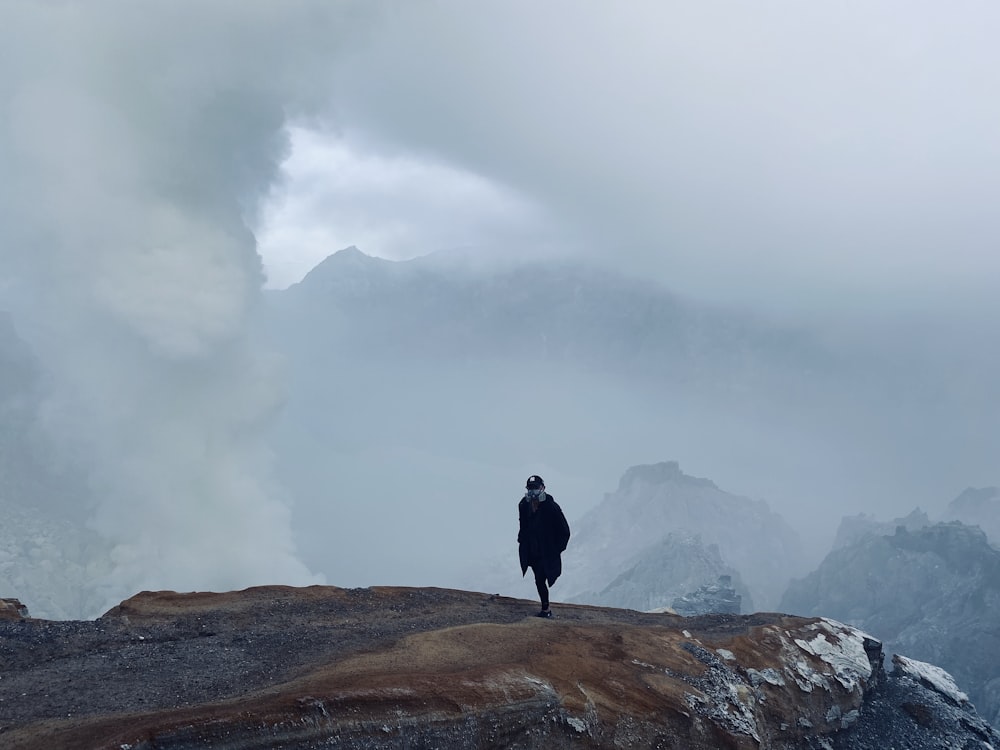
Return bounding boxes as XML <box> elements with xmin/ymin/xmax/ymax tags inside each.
<box><xmin>314</xmin><ymin>1</ymin><xmax>1000</xmax><ymax>317</ymax></box>
<box><xmin>255</xmin><ymin>2</ymin><xmax>1000</xmax><ymax>589</ymax></box>
<box><xmin>258</xmin><ymin>127</ymin><xmax>551</xmax><ymax>288</ymax></box>
<box><xmin>0</xmin><ymin>1</ymin><xmax>390</xmax><ymax>603</ymax></box>
<box><xmin>3</xmin><ymin>1</ymin><xmax>998</xmax><ymax>610</ymax></box>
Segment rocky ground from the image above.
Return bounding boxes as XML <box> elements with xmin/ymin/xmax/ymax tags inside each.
<box><xmin>781</xmin><ymin>520</ymin><xmax>1000</xmax><ymax>730</ymax></box>
<box><xmin>1</xmin><ymin>586</ymin><xmax>997</xmax><ymax>749</ymax></box>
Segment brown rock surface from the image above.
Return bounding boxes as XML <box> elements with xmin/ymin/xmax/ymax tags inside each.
<box><xmin>1</xmin><ymin>585</ymin><xmax>881</xmax><ymax>748</ymax></box>
<box><xmin>0</xmin><ymin>598</ymin><xmax>29</xmax><ymax>620</ymax></box>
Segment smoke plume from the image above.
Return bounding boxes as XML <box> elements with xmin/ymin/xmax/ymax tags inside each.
<box><xmin>0</xmin><ymin>2</ymin><xmax>373</xmax><ymax>606</ymax></box>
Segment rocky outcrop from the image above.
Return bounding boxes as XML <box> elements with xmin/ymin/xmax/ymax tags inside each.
<box><xmin>829</xmin><ymin>652</ymin><xmax>999</xmax><ymax>749</ymax></box>
<box><xmin>781</xmin><ymin>521</ymin><xmax>1000</xmax><ymax>730</ymax></box>
<box><xmin>672</xmin><ymin>575</ymin><xmax>743</xmax><ymax>617</ymax></box>
<box><xmin>2</xmin><ymin>585</ymin><xmax>996</xmax><ymax>749</ymax></box>
<box><xmin>0</xmin><ymin>597</ymin><xmax>29</xmax><ymax>620</ymax></box>
<box><xmin>564</xmin><ymin>462</ymin><xmax>806</xmax><ymax>610</ymax></box>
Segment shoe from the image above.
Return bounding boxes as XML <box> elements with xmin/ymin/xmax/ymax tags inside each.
<box><xmin>536</xmin><ymin>609</ymin><xmax>552</xmax><ymax>618</ymax></box>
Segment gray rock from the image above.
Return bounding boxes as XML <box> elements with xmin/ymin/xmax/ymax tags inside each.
<box><xmin>782</xmin><ymin>520</ymin><xmax>1000</xmax><ymax>731</ymax></box>
<box><xmin>833</xmin><ymin>653</ymin><xmax>1000</xmax><ymax>749</ymax></box>
<box><xmin>672</xmin><ymin>574</ymin><xmax>742</xmax><ymax>616</ymax></box>
<box><xmin>4</xmin><ymin>586</ymin><xmax>997</xmax><ymax>749</ymax></box>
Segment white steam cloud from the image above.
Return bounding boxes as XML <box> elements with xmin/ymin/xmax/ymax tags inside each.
<box><xmin>0</xmin><ymin>2</ymin><xmax>375</xmax><ymax>604</ymax></box>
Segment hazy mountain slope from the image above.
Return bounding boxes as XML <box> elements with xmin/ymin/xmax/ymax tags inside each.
<box><xmin>832</xmin><ymin>508</ymin><xmax>932</xmax><ymax>550</ymax></box>
<box><xmin>261</xmin><ymin>247</ymin><xmax>997</xmax><ymax>595</ymax></box>
<box><xmin>0</xmin><ymin>497</ymin><xmax>112</xmax><ymax>620</ymax></box>
<box><xmin>0</xmin><ymin>312</ymin><xmax>48</xmax><ymax>510</ymax></box>
<box><xmin>268</xmin><ymin>246</ymin><xmax>827</xmax><ymax>386</ymax></box>
<box><xmin>563</xmin><ymin>462</ymin><xmax>804</xmax><ymax>610</ymax></box>
<box><xmin>942</xmin><ymin>486</ymin><xmax>1000</xmax><ymax>547</ymax></box>
<box><xmin>0</xmin><ymin>313</ymin><xmax>110</xmax><ymax>619</ymax></box>
<box><xmin>571</xmin><ymin>531</ymin><xmax>753</xmax><ymax>613</ymax></box>
<box><xmin>261</xmin><ymin>248</ymin><xmax>845</xmax><ymax>591</ymax></box>
<box><xmin>780</xmin><ymin>521</ymin><xmax>1000</xmax><ymax>729</ymax></box>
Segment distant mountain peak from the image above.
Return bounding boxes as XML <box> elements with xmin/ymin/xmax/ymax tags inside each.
<box><xmin>292</xmin><ymin>246</ymin><xmax>396</xmax><ymax>296</ymax></box>
<box><xmin>313</xmin><ymin>245</ymin><xmax>374</xmax><ymax>270</ymax></box>
<box><xmin>618</xmin><ymin>461</ymin><xmax>717</xmax><ymax>492</ymax></box>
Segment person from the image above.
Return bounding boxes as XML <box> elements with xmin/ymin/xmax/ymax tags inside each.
<box><xmin>517</xmin><ymin>475</ymin><xmax>571</xmax><ymax>618</ymax></box>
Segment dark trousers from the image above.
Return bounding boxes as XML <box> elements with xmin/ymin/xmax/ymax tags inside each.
<box><xmin>532</xmin><ymin>566</ymin><xmax>549</xmax><ymax>609</ymax></box>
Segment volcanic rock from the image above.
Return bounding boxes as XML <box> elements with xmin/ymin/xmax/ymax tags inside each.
<box><xmin>781</xmin><ymin>520</ymin><xmax>1000</xmax><ymax>730</ymax></box>
<box><xmin>0</xmin><ymin>597</ymin><xmax>29</xmax><ymax>620</ymax></box>
<box><xmin>672</xmin><ymin>575</ymin><xmax>742</xmax><ymax>617</ymax></box>
<box><xmin>2</xmin><ymin>585</ymin><xmax>997</xmax><ymax>749</ymax></box>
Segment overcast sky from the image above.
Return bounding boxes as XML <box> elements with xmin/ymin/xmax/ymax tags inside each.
<box><xmin>3</xmin><ymin>1</ymin><xmax>999</xmax><ymax>607</ymax></box>
<box><xmin>258</xmin><ymin>1</ymin><xmax>1000</xmax><ymax>324</ymax></box>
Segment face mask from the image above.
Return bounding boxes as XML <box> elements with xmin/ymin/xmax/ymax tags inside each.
<box><xmin>526</xmin><ymin>488</ymin><xmax>544</xmax><ymax>500</ymax></box>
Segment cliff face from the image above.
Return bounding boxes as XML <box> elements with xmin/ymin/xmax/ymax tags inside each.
<box><xmin>781</xmin><ymin>521</ymin><xmax>1000</xmax><ymax>730</ymax></box>
<box><xmin>1</xmin><ymin>586</ymin><xmax>996</xmax><ymax>749</ymax></box>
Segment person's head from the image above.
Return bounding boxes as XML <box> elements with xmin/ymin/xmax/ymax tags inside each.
<box><xmin>525</xmin><ymin>475</ymin><xmax>545</xmax><ymax>500</ymax></box>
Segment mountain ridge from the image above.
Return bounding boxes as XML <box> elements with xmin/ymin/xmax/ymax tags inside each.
<box><xmin>272</xmin><ymin>246</ymin><xmax>822</xmax><ymax>382</ymax></box>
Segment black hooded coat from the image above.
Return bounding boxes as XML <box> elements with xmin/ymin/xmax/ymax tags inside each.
<box><xmin>518</xmin><ymin>493</ymin><xmax>571</xmax><ymax>586</ymax></box>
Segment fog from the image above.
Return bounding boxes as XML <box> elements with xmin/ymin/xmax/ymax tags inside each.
<box><xmin>1</xmin><ymin>2</ymin><xmax>998</xmax><ymax>614</ymax></box>
<box><xmin>0</xmin><ymin>1</ymin><xmax>371</xmax><ymax>605</ymax></box>
<box><xmin>259</xmin><ymin>247</ymin><xmax>997</xmax><ymax>606</ymax></box>
<box><xmin>265</xmin><ymin>2</ymin><xmax>1000</xmax><ymax>317</ymax></box>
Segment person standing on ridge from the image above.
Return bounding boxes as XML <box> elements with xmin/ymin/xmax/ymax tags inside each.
<box><xmin>518</xmin><ymin>475</ymin><xmax>571</xmax><ymax>618</ymax></box>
